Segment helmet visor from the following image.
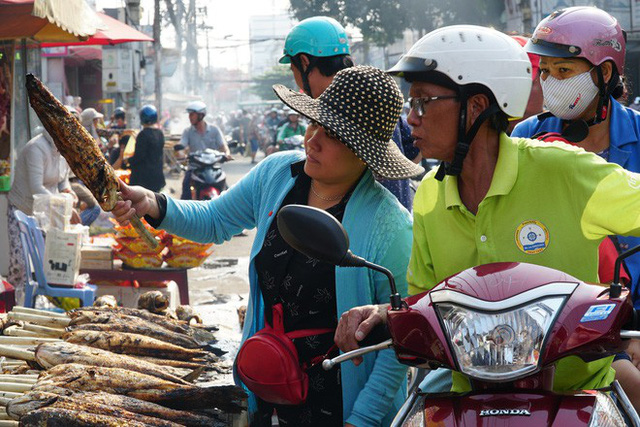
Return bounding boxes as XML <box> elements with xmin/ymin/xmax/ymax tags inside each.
<box><xmin>279</xmin><ymin>53</ymin><xmax>292</xmax><ymax>64</ymax></box>
<box><xmin>387</xmin><ymin>55</ymin><xmax>438</xmax><ymax>76</ymax></box>
<box><xmin>526</xmin><ymin>38</ymin><xmax>582</xmax><ymax>59</ymax></box>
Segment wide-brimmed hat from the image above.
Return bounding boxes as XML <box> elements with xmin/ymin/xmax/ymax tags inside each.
<box><xmin>272</xmin><ymin>65</ymin><xmax>424</xmax><ymax>180</ymax></box>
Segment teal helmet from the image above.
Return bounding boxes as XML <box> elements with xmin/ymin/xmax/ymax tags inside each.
<box><xmin>279</xmin><ymin>16</ymin><xmax>350</xmax><ymax>64</ymax></box>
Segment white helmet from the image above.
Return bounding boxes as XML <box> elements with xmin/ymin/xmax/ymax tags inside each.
<box><xmin>388</xmin><ymin>25</ymin><xmax>532</xmax><ymax>179</ymax></box>
<box><xmin>388</xmin><ymin>25</ymin><xmax>532</xmax><ymax>118</ymax></box>
<box><xmin>186</xmin><ymin>101</ymin><xmax>207</xmax><ymax>115</ymax></box>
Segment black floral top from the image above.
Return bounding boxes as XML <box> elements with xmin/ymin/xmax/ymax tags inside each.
<box><xmin>253</xmin><ymin>161</ymin><xmax>351</xmax><ymax>425</ymax></box>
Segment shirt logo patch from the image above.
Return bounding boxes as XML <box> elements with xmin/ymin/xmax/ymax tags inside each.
<box><xmin>515</xmin><ymin>220</ymin><xmax>549</xmax><ymax>254</ymax></box>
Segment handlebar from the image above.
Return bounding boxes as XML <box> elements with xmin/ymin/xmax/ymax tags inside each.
<box><xmin>322</xmin><ymin>339</ymin><xmax>393</xmax><ymax>370</ymax></box>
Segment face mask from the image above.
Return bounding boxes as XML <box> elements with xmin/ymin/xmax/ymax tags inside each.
<box><xmin>540</xmin><ymin>70</ymin><xmax>599</xmax><ymax>120</ymax></box>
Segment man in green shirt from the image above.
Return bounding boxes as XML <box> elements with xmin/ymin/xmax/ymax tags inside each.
<box><xmin>334</xmin><ymin>25</ymin><xmax>640</xmax><ymax>407</ymax></box>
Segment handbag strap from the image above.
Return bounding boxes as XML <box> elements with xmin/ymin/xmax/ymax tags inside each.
<box><xmin>271</xmin><ymin>303</ymin><xmax>334</xmax><ymax>339</ymax></box>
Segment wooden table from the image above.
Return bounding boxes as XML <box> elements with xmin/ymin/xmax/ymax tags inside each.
<box><xmin>80</xmin><ymin>264</ymin><xmax>190</xmax><ymax>305</ymax></box>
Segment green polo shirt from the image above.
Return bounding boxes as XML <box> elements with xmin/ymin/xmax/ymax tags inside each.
<box><xmin>409</xmin><ymin>133</ymin><xmax>640</xmax><ymax>392</ymax></box>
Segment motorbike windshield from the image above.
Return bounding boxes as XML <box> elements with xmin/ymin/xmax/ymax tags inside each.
<box><xmin>436</xmin><ymin>296</ymin><xmax>565</xmax><ymax>381</ymax></box>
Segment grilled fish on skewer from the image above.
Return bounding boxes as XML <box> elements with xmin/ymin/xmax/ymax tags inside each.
<box><xmin>34</xmin><ymin>342</ymin><xmax>192</xmax><ymax>384</ymax></box>
<box><xmin>19</xmin><ymin>407</ymin><xmax>152</xmax><ymax>427</ymax></box>
<box><xmin>7</xmin><ymin>392</ymin><xmax>182</xmax><ymax>426</ymax></box>
<box><xmin>62</xmin><ymin>330</ymin><xmax>206</xmax><ymax>361</ymax></box>
<box><xmin>33</xmin><ymin>364</ymin><xmax>247</xmax><ymax>412</ymax></box>
<box><xmin>7</xmin><ymin>391</ymin><xmax>220</xmax><ymax>427</ymax></box>
<box><xmin>25</xmin><ymin>74</ymin><xmax>157</xmax><ymax>249</ymax></box>
<box><xmin>67</xmin><ymin>314</ymin><xmax>201</xmax><ymax>349</ymax></box>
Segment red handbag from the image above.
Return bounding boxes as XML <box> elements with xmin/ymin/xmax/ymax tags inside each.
<box><xmin>236</xmin><ymin>303</ymin><xmax>334</xmax><ymax>405</ymax></box>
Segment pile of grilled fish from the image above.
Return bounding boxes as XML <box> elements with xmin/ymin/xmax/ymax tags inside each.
<box><xmin>0</xmin><ymin>303</ymin><xmax>243</xmax><ymax>426</ymax></box>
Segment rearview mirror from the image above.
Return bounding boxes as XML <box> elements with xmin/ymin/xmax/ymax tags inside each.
<box><xmin>277</xmin><ymin>205</ymin><xmax>351</xmax><ymax>266</ymax></box>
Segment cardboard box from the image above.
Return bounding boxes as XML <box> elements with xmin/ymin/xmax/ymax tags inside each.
<box><xmin>80</xmin><ymin>258</ymin><xmax>113</xmax><ymax>270</ymax></box>
<box><xmin>81</xmin><ymin>246</ymin><xmax>113</xmax><ymax>261</ymax></box>
<box><xmin>44</xmin><ymin>228</ymin><xmax>83</xmax><ymax>286</ymax></box>
<box><xmin>93</xmin><ymin>281</ymin><xmax>179</xmax><ymax>309</ymax></box>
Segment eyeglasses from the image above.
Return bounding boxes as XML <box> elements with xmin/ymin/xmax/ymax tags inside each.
<box><xmin>408</xmin><ymin>95</ymin><xmax>458</xmax><ymax>117</ymax></box>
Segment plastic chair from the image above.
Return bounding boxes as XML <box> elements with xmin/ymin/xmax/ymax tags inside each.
<box><xmin>14</xmin><ymin>210</ymin><xmax>97</xmax><ymax>308</ymax></box>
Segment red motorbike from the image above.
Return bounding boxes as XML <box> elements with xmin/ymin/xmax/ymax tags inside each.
<box><xmin>277</xmin><ymin>204</ymin><xmax>640</xmax><ymax>426</ymax></box>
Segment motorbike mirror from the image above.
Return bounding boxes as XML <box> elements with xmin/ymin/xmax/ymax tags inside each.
<box><xmin>277</xmin><ymin>205</ymin><xmax>360</xmax><ymax>267</ymax></box>
<box><xmin>277</xmin><ymin>205</ymin><xmax>404</xmax><ymax>310</ymax></box>
<box><xmin>612</xmin><ymin>245</ymin><xmax>640</xmax><ymax>298</ymax></box>
<box><xmin>173</xmin><ymin>144</ymin><xmax>185</xmax><ymax>151</ymax></box>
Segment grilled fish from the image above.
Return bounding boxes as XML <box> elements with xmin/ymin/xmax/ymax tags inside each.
<box><xmin>62</xmin><ymin>330</ymin><xmax>206</xmax><ymax>361</ymax></box>
<box><xmin>35</xmin><ymin>342</ymin><xmax>191</xmax><ymax>384</ymax></box>
<box><xmin>19</xmin><ymin>407</ymin><xmax>151</xmax><ymax>427</ymax></box>
<box><xmin>34</xmin><ymin>364</ymin><xmax>246</xmax><ymax>412</ymax></box>
<box><xmin>26</xmin><ymin>74</ymin><xmax>157</xmax><ymax>248</ymax></box>
<box><xmin>175</xmin><ymin>306</ymin><xmax>202</xmax><ymax>325</ymax></box>
<box><xmin>7</xmin><ymin>392</ymin><xmax>182</xmax><ymax>426</ymax></box>
<box><xmin>93</xmin><ymin>295</ymin><xmax>118</xmax><ymax>308</ymax></box>
<box><xmin>67</xmin><ymin>313</ymin><xmax>201</xmax><ymax>349</ymax></box>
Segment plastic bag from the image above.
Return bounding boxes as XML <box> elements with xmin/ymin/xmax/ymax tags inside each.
<box><xmin>33</xmin><ymin>193</ymin><xmax>74</xmax><ymax>231</ymax></box>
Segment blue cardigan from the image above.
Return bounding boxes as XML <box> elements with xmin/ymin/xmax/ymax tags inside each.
<box><xmin>513</xmin><ymin>98</ymin><xmax>640</xmax><ymax>307</ymax></box>
<box><xmin>160</xmin><ymin>151</ymin><xmax>411</xmax><ymax>426</ymax></box>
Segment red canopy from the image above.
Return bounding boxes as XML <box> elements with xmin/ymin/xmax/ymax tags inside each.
<box><xmin>0</xmin><ymin>0</ymin><xmax>100</xmax><ymax>41</ymax></box>
<box><xmin>41</xmin><ymin>13</ymin><xmax>153</xmax><ymax>47</ymax></box>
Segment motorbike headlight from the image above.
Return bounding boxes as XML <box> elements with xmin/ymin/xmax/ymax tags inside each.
<box><xmin>588</xmin><ymin>391</ymin><xmax>626</xmax><ymax>427</ymax></box>
<box><xmin>436</xmin><ymin>296</ymin><xmax>565</xmax><ymax>381</ymax></box>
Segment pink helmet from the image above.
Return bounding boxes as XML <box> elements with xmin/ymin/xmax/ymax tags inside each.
<box><xmin>526</xmin><ymin>6</ymin><xmax>626</xmax><ymax>74</ymax></box>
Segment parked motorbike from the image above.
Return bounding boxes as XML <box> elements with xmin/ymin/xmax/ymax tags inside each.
<box><xmin>174</xmin><ymin>145</ymin><xmax>229</xmax><ymax>200</ymax></box>
<box><xmin>276</xmin><ymin>204</ymin><xmax>640</xmax><ymax>426</ymax></box>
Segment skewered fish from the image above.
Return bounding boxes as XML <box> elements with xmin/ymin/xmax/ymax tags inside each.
<box><xmin>33</xmin><ymin>364</ymin><xmax>246</xmax><ymax>412</ymax></box>
<box><xmin>7</xmin><ymin>392</ymin><xmax>182</xmax><ymax>426</ymax></box>
<box><xmin>19</xmin><ymin>407</ymin><xmax>152</xmax><ymax>427</ymax></box>
<box><xmin>62</xmin><ymin>330</ymin><xmax>206</xmax><ymax>361</ymax></box>
<box><xmin>35</xmin><ymin>342</ymin><xmax>192</xmax><ymax>384</ymax></box>
<box><xmin>26</xmin><ymin>74</ymin><xmax>157</xmax><ymax>248</ymax></box>
<box><xmin>67</xmin><ymin>313</ymin><xmax>202</xmax><ymax>349</ymax></box>
<box><xmin>138</xmin><ymin>291</ymin><xmax>170</xmax><ymax>314</ymax></box>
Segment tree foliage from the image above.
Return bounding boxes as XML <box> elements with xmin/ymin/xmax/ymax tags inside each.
<box><xmin>250</xmin><ymin>66</ymin><xmax>297</xmax><ymax>100</ymax></box>
<box><xmin>289</xmin><ymin>0</ymin><xmax>505</xmax><ymax>45</ymax></box>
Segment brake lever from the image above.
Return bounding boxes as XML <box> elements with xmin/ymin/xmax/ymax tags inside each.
<box><xmin>322</xmin><ymin>339</ymin><xmax>393</xmax><ymax>370</ymax></box>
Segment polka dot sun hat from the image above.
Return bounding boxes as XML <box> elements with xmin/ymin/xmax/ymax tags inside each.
<box><xmin>272</xmin><ymin>65</ymin><xmax>424</xmax><ymax>180</ymax></box>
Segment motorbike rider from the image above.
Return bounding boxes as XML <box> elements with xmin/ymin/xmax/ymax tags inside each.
<box><xmin>280</xmin><ymin>15</ymin><xmax>421</xmax><ymax>210</ymax></box>
<box><xmin>180</xmin><ymin>101</ymin><xmax>231</xmax><ymax>200</ymax></box>
<box><xmin>512</xmin><ymin>6</ymin><xmax>640</xmax><ymax>301</ymax></box>
<box><xmin>333</xmin><ymin>25</ymin><xmax>640</xmax><ymax>408</ymax></box>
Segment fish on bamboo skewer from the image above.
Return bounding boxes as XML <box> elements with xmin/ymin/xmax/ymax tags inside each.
<box><xmin>33</xmin><ymin>364</ymin><xmax>246</xmax><ymax>412</ymax></box>
<box><xmin>25</xmin><ymin>74</ymin><xmax>157</xmax><ymax>248</ymax></box>
<box><xmin>70</xmin><ymin>309</ymin><xmax>217</xmax><ymax>343</ymax></box>
<box><xmin>67</xmin><ymin>314</ymin><xmax>202</xmax><ymax>349</ymax></box>
<box><xmin>6</xmin><ymin>392</ymin><xmax>183</xmax><ymax>426</ymax></box>
<box><xmin>70</xmin><ymin>309</ymin><xmax>191</xmax><ymax>335</ymax></box>
<box><xmin>34</xmin><ymin>342</ymin><xmax>195</xmax><ymax>384</ymax></box>
<box><xmin>19</xmin><ymin>407</ymin><xmax>156</xmax><ymax>427</ymax></box>
<box><xmin>7</xmin><ymin>391</ymin><xmax>222</xmax><ymax>427</ymax></box>
<box><xmin>62</xmin><ymin>330</ymin><xmax>206</xmax><ymax>361</ymax></box>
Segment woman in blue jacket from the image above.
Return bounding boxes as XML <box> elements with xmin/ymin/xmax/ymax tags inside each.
<box><xmin>113</xmin><ymin>66</ymin><xmax>423</xmax><ymax>426</ymax></box>
<box><xmin>512</xmin><ymin>6</ymin><xmax>640</xmax><ymax>306</ymax></box>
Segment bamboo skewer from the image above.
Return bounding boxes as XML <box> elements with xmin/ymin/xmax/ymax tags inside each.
<box><xmin>1</xmin><ymin>327</ymin><xmax>40</xmax><ymax>338</ymax></box>
<box><xmin>0</xmin><ymin>346</ymin><xmax>35</xmax><ymax>362</ymax></box>
<box><xmin>0</xmin><ymin>393</ymin><xmax>22</xmax><ymax>400</ymax></box>
<box><xmin>21</xmin><ymin>323</ymin><xmax>65</xmax><ymax>338</ymax></box>
<box><xmin>0</xmin><ymin>337</ymin><xmax>59</xmax><ymax>346</ymax></box>
<box><xmin>0</xmin><ymin>383</ymin><xmax>31</xmax><ymax>393</ymax></box>
<box><xmin>10</xmin><ymin>308</ymin><xmax>68</xmax><ymax>319</ymax></box>
<box><xmin>0</xmin><ymin>420</ymin><xmax>18</xmax><ymax>426</ymax></box>
<box><xmin>7</xmin><ymin>313</ymin><xmax>70</xmax><ymax>328</ymax></box>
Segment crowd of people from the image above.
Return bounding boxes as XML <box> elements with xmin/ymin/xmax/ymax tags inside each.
<box><xmin>8</xmin><ymin>4</ymin><xmax>640</xmax><ymax>426</ymax></box>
